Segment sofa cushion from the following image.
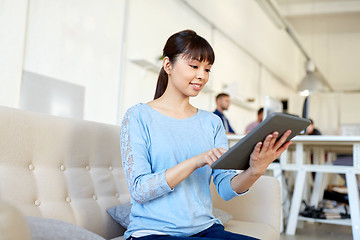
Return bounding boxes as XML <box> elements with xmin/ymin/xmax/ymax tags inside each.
<box><xmin>107</xmin><ymin>202</ymin><xmax>132</xmax><ymax>229</ymax></box>
<box><xmin>223</xmin><ymin>220</ymin><xmax>277</xmax><ymax>240</ymax></box>
<box><xmin>26</xmin><ymin>216</ymin><xmax>105</xmax><ymax>240</ymax></box>
<box><xmin>107</xmin><ymin>203</ymin><xmax>233</xmax><ymax>230</ymax></box>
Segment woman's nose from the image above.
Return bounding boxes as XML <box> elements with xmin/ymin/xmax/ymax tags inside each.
<box><xmin>196</xmin><ymin>70</ymin><xmax>205</xmax><ymax>79</ymax></box>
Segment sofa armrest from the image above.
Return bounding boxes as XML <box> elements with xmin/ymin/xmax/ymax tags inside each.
<box><xmin>211</xmin><ymin>175</ymin><xmax>280</xmax><ymax>235</ymax></box>
<box><xmin>0</xmin><ymin>200</ymin><xmax>32</xmax><ymax>240</ymax></box>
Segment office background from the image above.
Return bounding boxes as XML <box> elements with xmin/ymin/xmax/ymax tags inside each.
<box><xmin>1</xmin><ymin>0</ymin><xmax>360</xmax><ymax>135</ymax></box>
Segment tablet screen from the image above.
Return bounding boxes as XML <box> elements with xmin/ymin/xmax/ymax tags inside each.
<box><xmin>211</xmin><ymin>113</ymin><xmax>310</xmax><ymax>170</ymax></box>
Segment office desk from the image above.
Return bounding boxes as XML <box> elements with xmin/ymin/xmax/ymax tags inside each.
<box><xmin>283</xmin><ymin>136</ymin><xmax>360</xmax><ymax>239</ymax></box>
<box><xmin>227</xmin><ymin>135</ymin><xmax>360</xmax><ymax>238</ymax></box>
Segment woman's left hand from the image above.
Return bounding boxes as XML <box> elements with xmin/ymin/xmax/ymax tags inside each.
<box><xmin>248</xmin><ymin>130</ymin><xmax>292</xmax><ymax>176</ymax></box>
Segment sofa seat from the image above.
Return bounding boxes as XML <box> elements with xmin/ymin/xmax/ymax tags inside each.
<box><xmin>224</xmin><ymin>220</ymin><xmax>277</xmax><ymax>240</ymax></box>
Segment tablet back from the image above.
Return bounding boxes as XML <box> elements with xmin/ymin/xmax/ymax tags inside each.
<box><xmin>211</xmin><ymin>113</ymin><xmax>310</xmax><ymax>170</ymax></box>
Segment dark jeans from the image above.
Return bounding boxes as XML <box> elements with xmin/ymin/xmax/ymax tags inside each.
<box><xmin>128</xmin><ymin>223</ymin><xmax>259</xmax><ymax>240</ymax></box>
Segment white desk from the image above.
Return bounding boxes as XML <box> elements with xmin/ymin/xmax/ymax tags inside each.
<box><xmin>283</xmin><ymin>136</ymin><xmax>360</xmax><ymax>239</ymax></box>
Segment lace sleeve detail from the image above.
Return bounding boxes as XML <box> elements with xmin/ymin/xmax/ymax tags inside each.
<box><xmin>120</xmin><ymin>107</ymin><xmax>172</xmax><ymax>204</ymax></box>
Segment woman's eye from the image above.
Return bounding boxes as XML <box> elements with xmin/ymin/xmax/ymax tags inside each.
<box><xmin>190</xmin><ymin>65</ymin><xmax>198</xmax><ymax>69</ymax></box>
<box><xmin>206</xmin><ymin>69</ymin><xmax>211</xmax><ymax>73</ymax></box>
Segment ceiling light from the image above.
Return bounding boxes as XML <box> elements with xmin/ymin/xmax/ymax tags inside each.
<box><xmin>298</xmin><ymin>60</ymin><xmax>324</xmax><ymax>94</ymax></box>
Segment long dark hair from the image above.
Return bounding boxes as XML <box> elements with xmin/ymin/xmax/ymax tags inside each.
<box><xmin>153</xmin><ymin>30</ymin><xmax>215</xmax><ymax>100</ymax></box>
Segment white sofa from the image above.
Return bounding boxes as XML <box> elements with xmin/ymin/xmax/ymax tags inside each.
<box><xmin>0</xmin><ymin>106</ymin><xmax>281</xmax><ymax>240</ymax></box>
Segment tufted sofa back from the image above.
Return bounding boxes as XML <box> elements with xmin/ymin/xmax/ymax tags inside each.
<box><xmin>0</xmin><ymin>106</ymin><xmax>130</xmax><ymax>239</ymax></box>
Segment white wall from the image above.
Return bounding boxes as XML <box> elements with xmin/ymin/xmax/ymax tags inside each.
<box><xmin>3</xmin><ymin>0</ymin><xmax>344</xmax><ymax>132</ymax></box>
<box><xmin>289</xmin><ymin>14</ymin><xmax>360</xmax><ymax>92</ymax></box>
<box><xmin>183</xmin><ymin>0</ymin><xmax>306</xmax><ymax>89</ymax></box>
<box><xmin>22</xmin><ymin>0</ymin><xmax>125</xmax><ymax>124</ymax></box>
<box><xmin>0</xmin><ymin>0</ymin><xmax>28</xmax><ymax>108</ymax></box>
<box><xmin>308</xmin><ymin>93</ymin><xmax>340</xmax><ymax>135</ymax></box>
<box><xmin>340</xmin><ymin>93</ymin><xmax>360</xmax><ymax>124</ymax></box>
<box><xmin>212</xmin><ymin>32</ymin><xmax>261</xmax><ymax>103</ymax></box>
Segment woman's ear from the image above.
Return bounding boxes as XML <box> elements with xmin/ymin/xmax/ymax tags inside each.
<box><xmin>163</xmin><ymin>57</ymin><xmax>172</xmax><ymax>74</ymax></box>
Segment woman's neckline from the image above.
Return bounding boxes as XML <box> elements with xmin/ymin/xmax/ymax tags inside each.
<box><xmin>141</xmin><ymin>103</ymin><xmax>199</xmax><ymax>121</ymax></box>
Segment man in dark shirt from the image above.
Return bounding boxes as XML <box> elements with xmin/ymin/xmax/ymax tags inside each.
<box><xmin>213</xmin><ymin>93</ymin><xmax>235</xmax><ymax>134</ymax></box>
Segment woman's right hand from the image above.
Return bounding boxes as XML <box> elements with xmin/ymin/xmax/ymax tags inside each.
<box><xmin>165</xmin><ymin>147</ymin><xmax>227</xmax><ymax>189</ymax></box>
<box><xmin>192</xmin><ymin>147</ymin><xmax>227</xmax><ymax>168</ymax></box>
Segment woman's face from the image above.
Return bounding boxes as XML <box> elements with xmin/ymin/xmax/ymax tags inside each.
<box><xmin>164</xmin><ymin>55</ymin><xmax>212</xmax><ymax>97</ymax></box>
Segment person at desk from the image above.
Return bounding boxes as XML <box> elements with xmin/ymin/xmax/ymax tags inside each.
<box><xmin>213</xmin><ymin>93</ymin><xmax>236</xmax><ymax>134</ymax></box>
<box><xmin>245</xmin><ymin>108</ymin><xmax>263</xmax><ymax>134</ymax></box>
<box><xmin>306</xmin><ymin>119</ymin><xmax>322</xmax><ymax>135</ymax></box>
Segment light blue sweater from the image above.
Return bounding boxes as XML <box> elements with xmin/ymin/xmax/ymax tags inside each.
<box><xmin>120</xmin><ymin>103</ymin><xmax>241</xmax><ymax>239</ymax></box>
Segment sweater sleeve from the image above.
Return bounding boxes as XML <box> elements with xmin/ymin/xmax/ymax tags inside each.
<box><xmin>120</xmin><ymin>106</ymin><xmax>173</xmax><ymax>204</ymax></box>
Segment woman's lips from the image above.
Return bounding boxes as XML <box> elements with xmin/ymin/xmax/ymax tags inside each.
<box><xmin>190</xmin><ymin>83</ymin><xmax>202</xmax><ymax>91</ymax></box>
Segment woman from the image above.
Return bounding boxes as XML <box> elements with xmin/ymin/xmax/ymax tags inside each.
<box><xmin>120</xmin><ymin>29</ymin><xmax>291</xmax><ymax>240</ymax></box>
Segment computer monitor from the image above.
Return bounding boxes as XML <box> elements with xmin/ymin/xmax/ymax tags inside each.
<box><xmin>263</xmin><ymin>95</ymin><xmax>283</xmax><ymax>119</ymax></box>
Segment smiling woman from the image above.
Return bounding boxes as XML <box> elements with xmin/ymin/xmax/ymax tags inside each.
<box><xmin>153</xmin><ymin>30</ymin><xmax>214</xmax><ymax>100</ymax></box>
<box><xmin>162</xmin><ymin>56</ymin><xmax>212</xmax><ymax>98</ymax></box>
<box><xmin>118</xmin><ymin>29</ymin><xmax>290</xmax><ymax>240</ymax></box>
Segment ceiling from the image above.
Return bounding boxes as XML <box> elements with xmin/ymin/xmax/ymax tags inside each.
<box><xmin>274</xmin><ymin>0</ymin><xmax>360</xmax><ymax>93</ymax></box>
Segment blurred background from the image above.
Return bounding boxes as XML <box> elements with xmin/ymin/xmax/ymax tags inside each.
<box><xmin>1</xmin><ymin>0</ymin><xmax>360</xmax><ymax>135</ymax></box>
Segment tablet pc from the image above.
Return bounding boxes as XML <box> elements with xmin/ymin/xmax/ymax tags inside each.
<box><xmin>211</xmin><ymin>112</ymin><xmax>310</xmax><ymax>170</ymax></box>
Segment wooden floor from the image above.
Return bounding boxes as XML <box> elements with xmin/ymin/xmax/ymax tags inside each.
<box><xmin>280</xmin><ymin>222</ymin><xmax>353</xmax><ymax>240</ymax></box>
